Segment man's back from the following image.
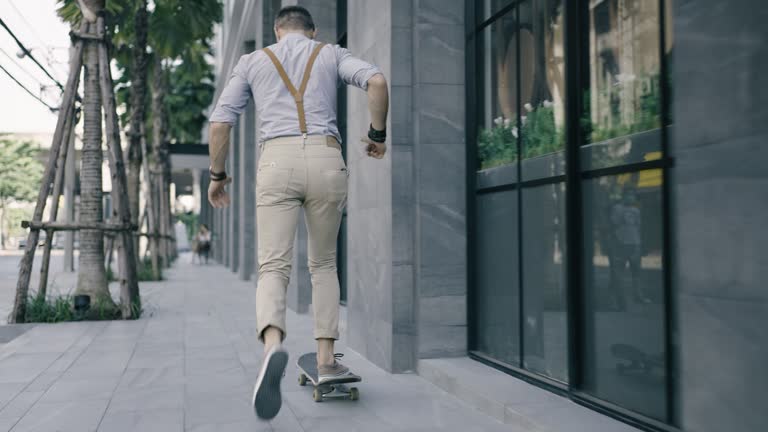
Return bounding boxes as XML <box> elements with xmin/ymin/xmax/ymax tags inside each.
<box><xmin>209</xmin><ymin>33</ymin><xmax>380</xmax><ymax>144</ymax></box>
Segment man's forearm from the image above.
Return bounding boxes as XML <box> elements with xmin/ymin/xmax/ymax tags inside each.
<box><xmin>367</xmin><ymin>74</ymin><xmax>389</xmax><ymax>131</ymax></box>
<box><xmin>209</xmin><ymin>122</ymin><xmax>231</xmax><ymax>173</ymax></box>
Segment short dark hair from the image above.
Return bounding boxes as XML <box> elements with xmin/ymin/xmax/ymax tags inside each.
<box><xmin>274</xmin><ymin>6</ymin><xmax>315</xmax><ymax>31</ymax></box>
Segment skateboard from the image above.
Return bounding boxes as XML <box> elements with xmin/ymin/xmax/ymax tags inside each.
<box><xmin>297</xmin><ymin>352</ymin><xmax>361</xmax><ymax>402</ymax></box>
<box><xmin>610</xmin><ymin>343</ymin><xmax>664</xmax><ymax>375</ymax></box>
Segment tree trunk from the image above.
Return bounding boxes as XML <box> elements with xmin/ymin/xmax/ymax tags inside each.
<box><xmin>140</xmin><ymin>121</ymin><xmax>160</xmax><ymax>279</ymax></box>
<box><xmin>74</xmin><ymin>37</ymin><xmax>114</xmax><ymax>309</ymax></box>
<box><xmin>151</xmin><ymin>56</ymin><xmax>172</xmax><ymax>265</ymax></box>
<box><xmin>0</xmin><ymin>201</ymin><xmax>5</xmax><ymax>250</ymax></box>
<box><xmin>126</xmin><ymin>0</ymin><xmax>150</xmax><ymax>267</ymax></box>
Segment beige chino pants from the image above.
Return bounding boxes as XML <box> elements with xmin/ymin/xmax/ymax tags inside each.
<box><xmin>255</xmin><ymin>135</ymin><xmax>347</xmax><ymax>341</ymax></box>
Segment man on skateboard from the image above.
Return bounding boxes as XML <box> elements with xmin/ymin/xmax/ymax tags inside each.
<box><xmin>207</xmin><ymin>6</ymin><xmax>389</xmax><ymax>420</ymax></box>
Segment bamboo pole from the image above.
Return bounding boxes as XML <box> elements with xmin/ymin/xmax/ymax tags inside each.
<box><xmin>96</xmin><ymin>16</ymin><xmax>140</xmax><ymax>319</ymax></box>
<box><xmin>10</xmin><ymin>21</ymin><xmax>87</xmax><ymax>324</ymax></box>
<box><xmin>21</xmin><ymin>221</ymin><xmax>135</xmax><ymax>232</ymax></box>
<box><xmin>38</xmin><ymin>105</ymin><xmax>77</xmax><ymax>299</ymax></box>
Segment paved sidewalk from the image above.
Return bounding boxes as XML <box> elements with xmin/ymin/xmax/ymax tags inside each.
<box><xmin>0</xmin><ymin>255</ymin><xmax>518</xmax><ymax>432</ymax></box>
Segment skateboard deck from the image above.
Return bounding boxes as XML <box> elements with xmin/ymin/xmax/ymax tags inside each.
<box><xmin>297</xmin><ymin>352</ymin><xmax>361</xmax><ymax>402</ymax></box>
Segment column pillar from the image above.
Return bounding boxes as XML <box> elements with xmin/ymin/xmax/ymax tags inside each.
<box><xmin>345</xmin><ymin>0</ymin><xmax>466</xmax><ymax>373</ymax></box>
<box><xmin>229</xmin><ymin>123</ymin><xmax>240</xmax><ymax>273</ymax></box>
<box><xmin>238</xmin><ymin>89</ymin><xmax>256</xmax><ymax>280</ymax></box>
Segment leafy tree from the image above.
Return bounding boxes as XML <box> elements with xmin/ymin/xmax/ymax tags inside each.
<box><xmin>58</xmin><ymin>0</ymin><xmax>221</xmax><ymax>271</ymax></box>
<box><xmin>0</xmin><ymin>138</ymin><xmax>44</xmax><ymax>249</ymax></box>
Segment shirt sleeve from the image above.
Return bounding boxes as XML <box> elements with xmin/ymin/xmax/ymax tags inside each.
<box><xmin>334</xmin><ymin>45</ymin><xmax>382</xmax><ymax>90</ymax></box>
<box><xmin>209</xmin><ymin>55</ymin><xmax>251</xmax><ymax>124</ymax></box>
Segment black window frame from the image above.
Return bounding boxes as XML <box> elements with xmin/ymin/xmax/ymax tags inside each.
<box><xmin>465</xmin><ymin>1</ymin><xmax>678</xmax><ymax>430</ymax></box>
<box><xmin>336</xmin><ymin>0</ymin><xmax>348</xmax><ymax>305</ymax></box>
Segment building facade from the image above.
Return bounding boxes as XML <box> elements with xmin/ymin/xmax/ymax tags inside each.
<box><xmin>201</xmin><ymin>1</ymin><xmax>768</xmax><ymax>431</ymax></box>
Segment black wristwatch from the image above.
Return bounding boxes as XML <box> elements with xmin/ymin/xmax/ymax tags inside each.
<box><xmin>368</xmin><ymin>124</ymin><xmax>386</xmax><ymax>143</ymax></box>
<box><xmin>209</xmin><ymin>167</ymin><xmax>227</xmax><ymax>181</ymax></box>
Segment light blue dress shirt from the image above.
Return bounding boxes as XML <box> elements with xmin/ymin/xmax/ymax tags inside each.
<box><xmin>209</xmin><ymin>33</ymin><xmax>382</xmax><ymax>144</ymax></box>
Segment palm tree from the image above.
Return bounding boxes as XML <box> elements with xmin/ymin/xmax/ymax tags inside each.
<box><xmin>73</xmin><ymin>4</ymin><xmax>115</xmax><ymax>308</ymax></box>
<box><xmin>126</xmin><ymin>0</ymin><xmax>150</xmax><ymax>266</ymax></box>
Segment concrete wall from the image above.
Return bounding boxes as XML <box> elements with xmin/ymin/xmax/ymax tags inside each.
<box><xmin>412</xmin><ymin>0</ymin><xmax>467</xmax><ymax>359</ymax></box>
<box><xmin>672</xmin><ymin>1</ymin><xmax>768</xmax><ymax>431</ymax></box>
<box><xmin>347</xmin><ymin>0</ymin><xmax>396</xmax><ymax>371</ymax></box>
<box><xmin>346</xmin><ymin>0</ymin><xmax>467</xmax><ymax>372</ymax></box>
<box><xmin>229</xmin><ymin>119</ymin><xmax>240</xmax><ymax>273</ymax></box>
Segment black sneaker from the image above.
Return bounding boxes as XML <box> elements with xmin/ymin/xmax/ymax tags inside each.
<box><xmin>252</xmin><ymin>346</ymin><xmax>288</xmax><ymax>420</ymax></box>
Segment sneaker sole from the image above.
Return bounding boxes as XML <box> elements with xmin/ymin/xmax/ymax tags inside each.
<box><xmin>253</xmin><ymin>350</ymin><xmax>288</xmax><ymax>420</ymax></box>
<box><xmin>317</xmin><ymin>375</ymin><xmax>361</xmax><ymax>386</ymax></box>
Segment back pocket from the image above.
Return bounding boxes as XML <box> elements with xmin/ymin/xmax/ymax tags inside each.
<box><xmin>323</xmin><ymin>168</ymin><xmax>348</xmax><ymax>205</ymax></box>
<box><xmin>256</xmin><ymin>164</ymin><xmax>293</xmax><ymax>206</ymax></box>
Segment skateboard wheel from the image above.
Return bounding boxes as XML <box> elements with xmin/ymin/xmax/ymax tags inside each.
<box><xmin>313</xmin><ymin>388</ymin><xmax>323</xmax><ymax>402</ymax></box>
<box><xmin>299</xmin><ymin>374</ymin><xmax>307</xmax><ymax>386</ymax></box>
<box><xmin>349</xmin><ymin>387</ymin><xmax>359</xmax><ymax>401</ymax></box>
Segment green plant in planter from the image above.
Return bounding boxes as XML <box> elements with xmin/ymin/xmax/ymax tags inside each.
<box><xmin>521</xmin><ymin>102</ymin><xmax>565</xmax><ymax>159</ymax></box>
<box><xmin>477</xmin><ymin>102</ymin><xmax>565</xmax><ymax>170</ymax></box>
<box><xmin>477</xmin><ymin>117</ymin><xmax>517</xmax><ymax>169</ymax></box>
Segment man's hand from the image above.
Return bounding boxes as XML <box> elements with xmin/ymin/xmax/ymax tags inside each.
<box><xmin>208</xmin><ymin>177</ymin><xmax>233</xmax><ymax>208</ymax></box>
<box><xmin>361</xmin><ymin>137</ymin><xmax>387</xmax><ymax>159</ymax></box>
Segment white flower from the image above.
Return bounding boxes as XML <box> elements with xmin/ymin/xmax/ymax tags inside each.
<box><xmin>503</xmin><ymin>118</ymin><xmax>512</xmax><ymax>127</ymax></box>
<box><xmin>524</xmin><ymin>103</ymin><xmax>533</xmax><ymax>112</ymax></box>
<box><xmin>493</xmin><ymin>116</ymin><xmax>503</xmax><ymax>126</ymax></box>
<box><xmin>543</xmin><ymin>100</ymin><xmax>553</xmax><ymax>108</ymax></box>
<box><xmin>521</xmin><ymin>115</ymin><xmax>527</xmax><ymax>125</ymax></box>
<box><xmin>511</xmin><ymin>127</ymin><xmax>518</xmax><ymax>138</ymax></box>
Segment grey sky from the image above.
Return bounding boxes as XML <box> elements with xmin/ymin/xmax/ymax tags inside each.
<box><xmin>0</xmin><ymin>0</ymin><xmax>71</xmax><ymax>134</ymax></box>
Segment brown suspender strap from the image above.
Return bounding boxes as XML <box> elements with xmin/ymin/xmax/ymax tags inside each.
<box><xmin>262</xmin><ymin>43</ymin><xmax>326</xmax><ymax>135</ymax></box>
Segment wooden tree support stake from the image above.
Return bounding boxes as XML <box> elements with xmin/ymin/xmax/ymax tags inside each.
<box><xmin>21</xmin><ymin>221</ymin><xmax>137</xmax><ymax>232</ymax></box>
<box><xmin>11</xmin><ymin>20</ymin><xmax>88</xmax><ymax>324</ymax></box>
<box><xmin>38</xmin><ymin>105</ymin><xmax>77</xmax><ymax>299</ymax></box>
<box><xmin>97</xmin><ymin>16</ymin><xmax>140</xmax><ymax>319</ymax></box>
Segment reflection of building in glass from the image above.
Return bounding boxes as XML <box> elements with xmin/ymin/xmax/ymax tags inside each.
<box><xmin>588</xmin><ymin>0</ymin><xmax>660</xmax><ymax>142</ymax></box>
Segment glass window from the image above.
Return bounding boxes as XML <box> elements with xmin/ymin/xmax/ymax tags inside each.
<box><xmin>518</xmin><ymin>0</ymin><xmax>566</xmax><ymax>165</ymax></box>
<box><xmin>475</xmin><ymin>191</ymin><xmax>520</xmax><ymax>366</ymax></box>
<box><xmin>479</xmin><ymin>0</ymin><xmax>517</xmax><ymax>23</ymax></box>
<box><xmin>582</xmin><ymin>0</ymin><xmax>662</xmax><ymax>169</ymax></box>
<box><xmin>477</xmin><ymin>9</ymin><xmax>519</xmax><ymax>171</ymax></box>
<box><xmin>581</xmin><ymin>172</ymin><xmax>667</xmax><ymax>420</ymax></box>
<box><xmin>522</xmin><ymin>182</ymin><xmax>568</xmax><ymax>382</ymax></box>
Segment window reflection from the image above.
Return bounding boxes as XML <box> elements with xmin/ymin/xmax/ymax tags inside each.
<box><xmin>522</xmin><ymin>183</ymin><xmax>568</xmax><ymax>382</ymax></box>
<box><xmin>477</xmin><ymin>10</ymin><xmax>519</xmax><ymax>170</ymax></box>
<box><xmin>582</xmin><ymin>172</ymin><xmax>666</xmax><ymax>420</ymax></box>
<box><xmin>584</xmin><ymin>0</ymin><xmax>661</xmax><ymax>144</ymax></box>
<box><xmin>519</xmin><ymin>0</ymin><xmax>565</xmax><ymax>160</ymax></box>
<box><xmin>476</xmin><ymin>191</ymin><xmax>520</xmax><ymax>366</ymax></box>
